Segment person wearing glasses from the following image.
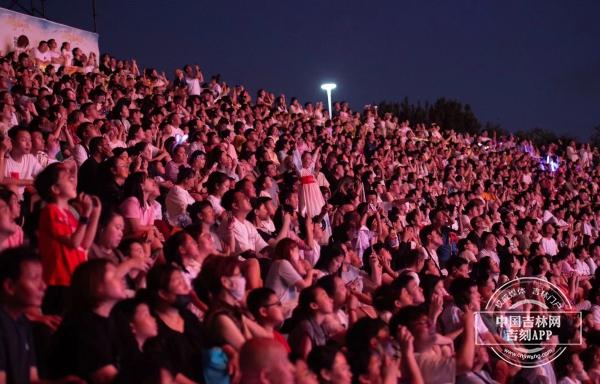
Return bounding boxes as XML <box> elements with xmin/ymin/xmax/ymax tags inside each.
<box><xmin>246</xmin><ymin>287</ymin><xmax>291</xmax><ymax>353</ymax></box>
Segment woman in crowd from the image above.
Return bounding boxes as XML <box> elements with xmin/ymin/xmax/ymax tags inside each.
<box><xmin>187</xmin><ymin>200</ymin><xmax>234</xmax><ymax>254</ymax></box>
<box><xmin>88</xmin><ymin>211</ymin><xmax>126</xmax><ymax>264</ymax></box>
<box><xmin>165</xmin><ymin>166</ymin><xmax>197</xmax><ymax>227</ymax></box>
<box><xmin>49</xmin><ymin>259</ymin><xmax>127</xmax><ymax>383</ymax></box>
<box><xmin>195</xmin><ymin>256</ymin><xmax>270</xmax><ymax>382</ymax></box>
<box><xmin>165</xmin><ymin>144</ymin><xmax>189</xmax><ymax>183</ymax></box>
<box><xmin>111</xmin><ymin>297</ymin><xmax>159</xmax><ymax>372</ymax></box>
<box><xmin>288</xmin><ymin>285</ymin><xmax>334</xmax><ymax>360</ymax></box>
<box><xmin>266</xmin><ymin>238</ymin><xmax>316</xmax><ymax>317</ymax></box>
<box><xmin>163</xmin><ymin>229</ymin><xmax>206</xmax><ymax>290</ymax></box>
<box><xmin>0</xmin><ymin>187</ymin><xmax>24</xmax><ymax>248</ymax></box>
<box><xmin>144</xmin><ymin>264</ymin><xmax>205</xmax><ymax>384</ymax></box>
<box><xmin>119</xmin><ymin>171</ymin><xmax>163</xmax><ymax>249</ymax></box>
<box><xmin>188</xmin><ymin>150</ymin><xmax>209</xmax><ymax>190</ymax></box>
<box><xmin>314</xmin><ymin>243</ymin><xmax>346</xmax><ymax>278</ymax></box>
<box><xmin>197</xmin><ymin>256</ymin><xmax>269</xmax><ymax>349</ymax></box>
<box><xmin>204</xmin><ymin>171</ymin><xmax>230</xmax><ymax>218</ymax></box>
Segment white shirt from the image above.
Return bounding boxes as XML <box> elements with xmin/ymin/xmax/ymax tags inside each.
<box><xmin>575</xmin><ymin>259</ymin><xmax>592</xmax><ymax>276</ymax></box>
<box><xmin>4</xmin><ymin>153</ymin><xmax>43</xmax><ymax>198</ymax></box>
<box><xmin>109</xmin><ymin>139</ymin><xmax>127</xmax><ymax>150</ymax></box>
<box><xmin>414</xmin><ymin>341</ymin><xmax>456</xmax><ymax>384</ymax></box>
<box><xmin>557</xmin><ymin>377</ymin><xmax>581</xmax><ymax>384</ymax></box>
<box><xmin>9</xmin><ymin>113</ymin><xmax>19</xmax><ymax>128</ymax></box>
<box><xmin>181</xmin><ymin>259</ymin><xmax>201</xmax><ymax>290</ymax></box>
<box><xmin>257</xmin><ymin>219</ymin><xmax>276</xmax><ymax>235</ymax></box>
<box><xmin>583</xmin><ymin>222</ymin><xmax>593</xmax><ymax>236</ymax></box>
<box><xmin>185</xmin><ymin>76</ymin><xmax>201</xmax><ymax>96</ymax></box>
<box><xmin>72</xmin><ymin>144</ymin><xmax>89</xmax><ymax>167</ymax></box>
<box><xmin>440</xmin><ymin>304</ymin><xmax>490</xmax><ymax>342</ymax></box>
<box><xmin>302</xmin><ymin>241</ymin><xmax>321</xmax><ymax>267</ymax></box>
<box><xmin>397</xmin><ymin>269</ymin><xmax>420</xmax><ymax>286</ymax></box>
<box><xmin>456</xmin><ymin>371</ymin><xmax>499</xmax><ymax>384</ymax></box>
<box><xmin>223</xmin><ymin>142</ymin><xmax>238</xmax><ymax>164</ymax></box>
<box><xmin>566</xmin><ymin>145</ymin><xmax>580</xmax><ymax>161</ymax></box>
<box><xmin>165</xmin><ymin>185</ymin><xmax>195</xmax><ymax>226</ymax></box>
<box><xmin>47</xmin><ymin>49</ymin><xmax>61</xmax><ymax>60</ymax></box>
<box><xmin>151</xmin><ymin>200</ymin><xmax>163</xmax><ymax>221</ymax></box>
<box><xmin>542</xmin><ymin>210</ymin><xmax>556</xmax><ymax>224</ymax></box>
<box><xmin>423</xmin><ymin>247</ymin><xmax>448</xmax><ymax>276</ymax></box>
<box><xmin>518</xmin><ymin>364</ymin><xmax>556</xmax><ymax>384</ymax></box>
<box><xmin>33</xmin><ymin>48</ymin><xmax>51</xmax><ymax>63</ymax></box>
<box><xmin>206</xmin><ymin>195</ymin><xmax>224</xmax><ymax>216</ymax></box>
<box><xmin>316</xmin><ymin>171</ymin><xmax>330</xmax><ymax>188</ymax></box>
<box><xmin>587</xmin><ymin>257</ymin><xmax>598</xmax><ymax>275</ymax></box>
<box><xmin>231</xmin><ymin>217</ymin><xmax>268</xmax><ymax>254</ymax></box>
<box><xmin>591</xmin><ymin>304</ymin><xmax>600</xmax><ymax>326</ymax></box>
<box><xmin>265</xmin><ymin>259</ymin><xmax>302</xmax><ymax>307</ymax></box>
<box><xmin>540</xmin><ymin>237</ymin><xmax>558</xmax><ymax>256</ymax></box>
<box><xmin>61</xmin><ymin>49</ymin><xmax>73</xmax><ymax>66</ymax></box>
<box><xmin>355</xmin><ymin>226</ymin><xmax>372</xmax><ymax>261</ymax></box>
<box><xmin>210</xmin><ymin>83</ymin><xmax>222</xmax><ymax>97</ymax></box>
<box><xmin>478</xmin><ymin>249</ymin><xmax>500</xmax><ymax>266</ymax></box>
<box><xmin>166</xmin><ymin>125</ymin><xmax>184</xmax><ymax>139</ymax></box>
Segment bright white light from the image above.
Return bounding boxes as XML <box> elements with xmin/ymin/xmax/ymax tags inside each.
<box><xmin>320</xmin><ymin>83</ymin><xmax>337</xmax><ymax>91</ymax></box>
<box><xmin>320</xmin><ymin>83</ymin><xmax>337</xmax><ymax>119</ymax></box>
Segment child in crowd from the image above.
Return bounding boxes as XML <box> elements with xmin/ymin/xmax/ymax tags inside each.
<box><xmin>35</xmin><ymin>163</ymin><xmax>101</xmax><ymax>314</ymax></box>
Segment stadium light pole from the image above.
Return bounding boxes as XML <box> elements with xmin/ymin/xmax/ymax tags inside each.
<box><xmin>320</xmin><ymin>83</ymin><xmax>336</xmax><ymax>119</ymax></box>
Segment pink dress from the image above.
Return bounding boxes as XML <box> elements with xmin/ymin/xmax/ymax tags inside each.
<box><xmin>298</xmin><ymin>166</ymin><xmax>325</xmax><ymax>219</ymax></box>
<box><xmin>119</xmin><ymin>197</ymin><xmax>156</xmax><ymax>227</ymax></box>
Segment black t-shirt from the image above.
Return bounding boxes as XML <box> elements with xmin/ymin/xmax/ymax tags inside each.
<box><xmin>30</xmin><ymin>321</ymin><xmax>53</xmax><ymax>380</ymax></box>
<box><xmin>204</xmin><ymin>301</ymin><xmax>245</xmax><ymax>348</ymax></box>
<box><xmin>98</xmin><ymin>180</ymin><xmax>124</xmax><ymax>213</ymax></box>
<box><xmin>99</xmin><ymin>64</ymin><xmax>113</xmax><ymax>76</ymax></box>
<box><xmin>144</xmin><ymin>308</ymin><xmax>204</xmax><ymax>383</ymax></box>
<box><xmin>496</xmin><ymin>236</ymin><xmax>511</xmax><ymax>261</ymax></box>
<box><xmin>78</xmin><ymin>157</ymin><xmax>101</xmax><ymax>196</ymax></box>
<box><xmin>49</xmin><ymin>310</ymin><xmax>117</xmax><ymax>382</ymax></box>
<box><xmin>0</xmin><ymin>307</ymin><xmax>36</xmax><ymax>384</ymax></box>
<box><xmin>467</xmin><ymin>231</ymin><xmax>483</xmax><ymax>251</ymax></box>
<box><xmin>72</xmin><ymin>58</ymin><xmax>84</xmax><ymax>68</ymax></box>
<box><xmin>391</xmin><ymin>241</ymin><xmax>414</xmax><ymax>270</ymax></box>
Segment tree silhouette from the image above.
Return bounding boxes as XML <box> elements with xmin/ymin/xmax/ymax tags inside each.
<box><xmin>377</xmin><ymin>98</ymin><xmax>592</xmax><ymax>146</ymax></box>
<box><xmin>378</xmin><ymin>97</ymin><xmax>482</xmax><ymax>135</ymax></box>
<box><xmin>590</xmin><ymin>124</ymin><xmax>600</xmax><ymax>148</ymax></box>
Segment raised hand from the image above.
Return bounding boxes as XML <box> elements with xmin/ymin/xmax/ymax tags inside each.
<box><xmin>346</xmin><ymin>291</ymin><xmax>359</xmax><ymax>312</ymax></box>
<box><xmin>90</xmin><ymin>195</ymin><xmax>102</xmax><ymax>216</ymax></box>
<box><xmin>397</xmin><ymin>325</ymin><xmax>415</xmax><ymax>354</ymax></box>
<box><xmin>77</xmin><ymin>193</ymin><xmax>93</xmax><ymax>216</ymax></box>
<box><xmin>429</xmin><ymin>292</ymin><xmax>443</xmax><ymax>322</ymax></box>
<box><xmin>381</xmin><ymin>355</ymin><xmax>400</xmax><ymax>384</ymax></box>
<box><xmin>129</xmin><ymin>256</ymin><xmax>153</xmax><ymax>273</ymax></box>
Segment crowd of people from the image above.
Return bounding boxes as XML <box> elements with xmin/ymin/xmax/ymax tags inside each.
<box><xmin>0</xmin><ymin>33</ymin><xmax>599</xmax><ymax>384</ymax></box>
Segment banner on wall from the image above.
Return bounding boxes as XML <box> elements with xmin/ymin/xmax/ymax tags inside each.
<box><xmin>0</xmin><ymin>6</ymin><xmax>99</xmax><ymax>59</ymax></box>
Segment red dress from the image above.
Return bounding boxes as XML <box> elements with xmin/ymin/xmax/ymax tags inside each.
<box><xmin>38</xmin><ymin>203</ymin><xmax>86</xmax><ymax>286</ymax></box>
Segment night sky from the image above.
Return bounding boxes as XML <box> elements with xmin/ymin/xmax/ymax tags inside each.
<box><xmin>9</xmin><ymin>1</ymin><xmax>600</xmax><ymax>139</ymax></box>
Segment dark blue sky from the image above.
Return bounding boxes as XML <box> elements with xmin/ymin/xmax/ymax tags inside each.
<box><xmin>17</xmin><ymin>1</ymin><xmax>600</xmax><ymax>139</ymax></box>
